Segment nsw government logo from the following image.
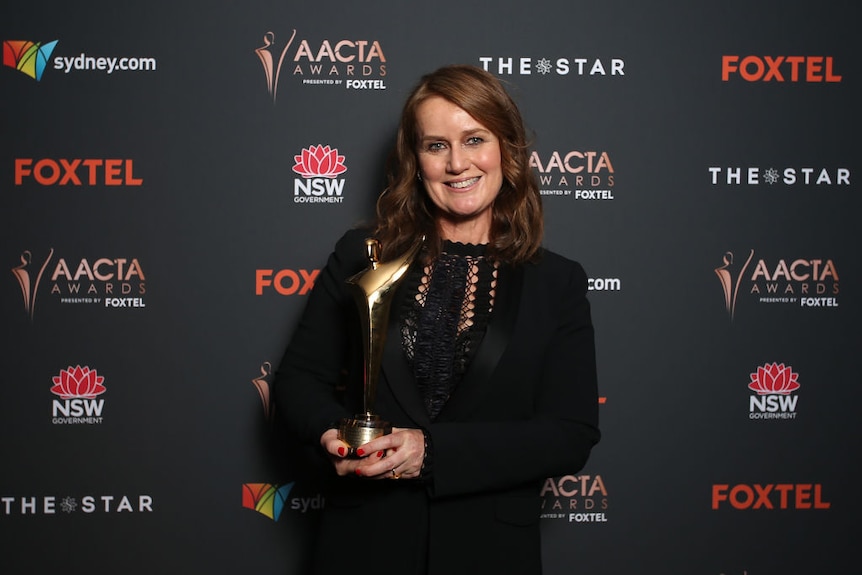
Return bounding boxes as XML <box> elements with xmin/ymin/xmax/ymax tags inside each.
<box><xmin>292</xmin><ymin>144</ymin><xmax>347</xmax><ymax>204</ymax></box>
<box><xmin>748</xmin><ymin>362</ymin><xmax>800</xmax><ymax>420</ymax></box>
<box><xmin>50</xmin><ymin>365</ymin><xmax>107</xmax><ymax>425</ymax></box>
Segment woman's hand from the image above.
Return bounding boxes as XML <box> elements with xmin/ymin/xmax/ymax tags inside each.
<box><xmin>320</xmin><ymin>427</ymin><xmax>425</xmax><ymax>480</ymax></box>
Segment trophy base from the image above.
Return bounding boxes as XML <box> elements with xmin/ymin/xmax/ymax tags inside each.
<box><xmin>337</xmin><ymin>414</ymin><xmax>392</xmax><ymax>455</ymax></box>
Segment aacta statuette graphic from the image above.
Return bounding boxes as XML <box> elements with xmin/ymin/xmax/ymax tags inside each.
<box><xmin>338</xmin><ymin>237</ymin><xmax>423</xmax><ymax>454</ymax></box>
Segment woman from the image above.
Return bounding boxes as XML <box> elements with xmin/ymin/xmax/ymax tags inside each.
<box><xmin>274</xmin><ymin>64</ymin><xmax>600</xmax><ymax>575</ymax></box>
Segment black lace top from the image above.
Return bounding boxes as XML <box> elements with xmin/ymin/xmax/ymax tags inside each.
<box><xmin>399</xmin><ymin>241</ymin><xmax>497</xmax><ymax>420</ymax></box>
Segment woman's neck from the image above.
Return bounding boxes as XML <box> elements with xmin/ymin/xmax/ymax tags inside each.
<box><xmin>437</xmin><ymin>218</ymin><xmax>490</xmax><ymax>245</ymax></box>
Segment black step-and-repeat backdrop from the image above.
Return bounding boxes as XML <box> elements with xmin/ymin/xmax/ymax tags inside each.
<box><xmin>2</xmin><ymin>1</ymin><xmax>859</xmax><ymax>573</ymax></box>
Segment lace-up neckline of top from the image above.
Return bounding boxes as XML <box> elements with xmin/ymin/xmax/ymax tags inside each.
<box><xmin>400</xmin><ymin>240</ymin><xmax>497</xmax><ymax>420</ymax></box>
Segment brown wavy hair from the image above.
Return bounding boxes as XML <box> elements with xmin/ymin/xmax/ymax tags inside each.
<box><xmin>374</xmin><ymin>64</ymin><xmax>543</xmax><ymax>265</ymax></box>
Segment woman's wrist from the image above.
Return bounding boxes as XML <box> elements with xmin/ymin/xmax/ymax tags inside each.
<box><xmin>419</xmin><ymin>429</ymin><xmax>433</xmax><ymax>479</ymax></box>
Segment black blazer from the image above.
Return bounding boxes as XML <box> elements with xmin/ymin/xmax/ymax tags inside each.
<box><xmin>275</xmin><ymin>227</ymin><xmax>600</xmax><ymax>575</ymax></box>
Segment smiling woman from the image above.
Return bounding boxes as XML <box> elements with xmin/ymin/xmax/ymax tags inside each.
<box><xmin>274</xmin><ymin>64</ymin><xmax>600</xmax><ymax>575</ymax></box>
<box><xmin>375</xmin><ymin>65</ymin><xmax>545</xmax><ymax>265</ymax></box>
<box><xmin>416</xmin><ymin>96</ymin><xmax>504</xmax><ymax>244</ymax></box>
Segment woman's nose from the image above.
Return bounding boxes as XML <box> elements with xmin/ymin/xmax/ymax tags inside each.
<box><xmin>447</xmin><ymin>146</ymin><xmax>469</xmax><ymax>173</ymax></box>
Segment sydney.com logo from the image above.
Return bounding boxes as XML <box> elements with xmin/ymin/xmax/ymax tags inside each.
<box><xmin>3</xmin><ymin>39</ymin><xmax>58</xmax><ymax>81</ymax></box>
<box><xmin>4</xmin><ymin>38</ymin><xmax>157</xmax><ymax>81</ymax></box>
<box><xmin>241</xmin><ymin>483</ymin><xmax>323</xmax><ymax>521</ymax></box>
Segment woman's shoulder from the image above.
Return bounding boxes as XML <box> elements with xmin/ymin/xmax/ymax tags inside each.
<box><xmin>321</xmin><ymin>225</ymin><xmax>378</xmax><ymax>278</ymax></box>
<box><xmin>530</xmin><ymin>247</ymin><xmax>588</xmax><ymax>279</ymax></box>
<box><xmin>516</xmin><ymin>247</ymin><xmax>589</xmax><ymax>298</ymax></box>
<box><xmin>335</xmin><ymin>225</ymin><xmax>375</xmax><ymax>245</ymax></box>
<box><xmin>332</xmin><ymin>225</ymin><xmax>375</xmax><ymax>256</ymax></box>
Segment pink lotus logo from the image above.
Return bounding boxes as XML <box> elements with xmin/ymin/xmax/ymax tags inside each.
<box><xmin>748</xmin><ymin>363</ymin><xmax>800</xmax><ymax>395</ymax></box>
<box><xmin>51</xmin><ymin>365</ymin><xmax>107</xmax><ymax>399</ymax></box>
<box><xmin>292</xmin><ymin>145</ymin><xmax>347</xmax><ymax>178</ymax></box>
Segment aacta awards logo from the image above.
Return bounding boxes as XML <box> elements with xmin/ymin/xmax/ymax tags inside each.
<box><xmin>531</xmin><ymin>150</ymin><xmax>615</xmax><ymax>200</ymax></box>
<box><xmin>11</xmin><ymin>249</ymin><xmax>53</xmax><ymax>320</ymax></box>
<box><xmin>3</xmin><ymin>39</ymin><xmax>58</xmax><ymax>81</ymax></box>
<box><xmin>291</xmin><ymin>144</ymin><xmax>348</xmax><ymax>204</ymax></box>
<box><xmin>540</xmin><ymin>474</ymin><xmax>608</xmax><ymax>523</ymax></box>
<box><xmin>715</xmin><ymin>249</ymin><xmax>839</xmax><ymax>320</ymax></box>
<box><xmin>50</xmin><ymin>365</ymin><xmax>106</xmax><ymax>425</ymax></box>
<box><xmin>251</xmin><ymin>361</ymin><xmax>274</xmax><ymax>423</ymax></box>
<box><xmin>11</xmin><ymin>249</ymin><xmax>147</xmax><ymax>317</ymax></box>
<box><xmin>255</xmin><ymin>29</ymin><xmax>387</xmax><ymax>102</ymax></box>
<box><xmin>748</xmin><ymin>362</ymin><xmax>800</xmax><ymax>420</ymax></box>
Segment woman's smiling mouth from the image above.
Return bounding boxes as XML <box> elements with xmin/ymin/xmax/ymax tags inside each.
<box><xmin>448</xmin><ymin>176</ymin><xmax>480</xmax><ymax>189</ymax></box>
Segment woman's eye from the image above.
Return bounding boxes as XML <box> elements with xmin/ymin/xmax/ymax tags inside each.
<box><xmin>466</xmin><ymin>136</ymin><xmax>484</xmax><ymax>146</ymax></box>
<box><xmin>426</xmin><ymin>142</ymin><xmax>446</xmax><ymax>152</ymax></box>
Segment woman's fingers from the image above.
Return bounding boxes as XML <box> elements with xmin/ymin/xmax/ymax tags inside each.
<box><xmin>353</xmin><ymin>428</ymin><xmax>425</xmax><ymax>479</ymax></box>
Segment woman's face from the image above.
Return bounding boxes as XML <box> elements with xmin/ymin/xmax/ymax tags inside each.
<box><xmin>415</xmin><ymin>96</ymin><xmax>503</xmax><ymax>243</ymax></box>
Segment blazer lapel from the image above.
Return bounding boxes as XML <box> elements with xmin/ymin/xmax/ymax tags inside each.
<box><xmin>380</xmin><ymin>283</ymin><xmax>433</xmax><ymax>426</ymax></box>
<box><xmin>437</xmin><ymin>263</ymin><xmax>523</xmax><ymax>421</ymax></box>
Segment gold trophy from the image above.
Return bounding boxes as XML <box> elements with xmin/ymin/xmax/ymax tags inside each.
<box><xmin>338</xmin><ymin>237</ymin><xmax>423</xmax><ymax>455</ymax></box>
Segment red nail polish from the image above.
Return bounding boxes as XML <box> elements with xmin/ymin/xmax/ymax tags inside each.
<box><xmin>355</xmin><ymin>468</ymin><xmax>362</xmax><ymax>476</ymax></box>
<box><xmin>356</xmin><ymin>448</ymin><xmax>365</xmax><ymax>456</ymax></box>
<box><xmin>338</xmin><ymin>447</ymin><xmax>345</xmax><ymax>456</ymax></box>
<box><xmin>377</xmin><ymin>451</ymin><xmax>384</xmax><ymax>457</ymax></box>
